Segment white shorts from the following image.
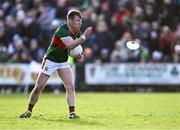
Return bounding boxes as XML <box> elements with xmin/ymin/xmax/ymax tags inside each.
<box><xmin>41</xmin><ymin>59</ymin><xmax>70</xmax><ymax>76</ymax></box>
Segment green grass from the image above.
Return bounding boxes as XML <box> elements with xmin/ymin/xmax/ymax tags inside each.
<box><xmin>0</xmin><ymin>92</ymin><xmax>180</xmax><ymax>130</ymax></box>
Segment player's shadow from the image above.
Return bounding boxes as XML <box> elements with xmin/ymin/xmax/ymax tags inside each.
<box><xmin>32</xmin><ymin>115</ymin><xmax>103</xmax><ymax>126</ymax></box>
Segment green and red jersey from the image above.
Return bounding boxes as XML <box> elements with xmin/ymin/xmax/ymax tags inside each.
<box><xmin>45</xmin><ymin>24</ymin><xmax>81</xmax><ymax>63</ymax></box>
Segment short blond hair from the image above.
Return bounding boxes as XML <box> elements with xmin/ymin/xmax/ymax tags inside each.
<box><xmin>67</xmin><ymin>9</ymin><xmax>82</xmax><ymax>19</ymax></box>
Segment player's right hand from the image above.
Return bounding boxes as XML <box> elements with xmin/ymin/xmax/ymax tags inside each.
<box><xmin>84</xmin><ymin>27</ymin><xmax>93</xmax><ymax>38</ymax></box>
<box><xmin>75</xmin><ymin>52</ymin><xmax>84</xmax><ymax>61</ymax></box>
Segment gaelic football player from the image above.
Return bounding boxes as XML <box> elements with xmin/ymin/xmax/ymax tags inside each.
<box><xmin>20</xmin><ymin>9</ymin><xmax>92</xmax><ymax>119</ymax></box>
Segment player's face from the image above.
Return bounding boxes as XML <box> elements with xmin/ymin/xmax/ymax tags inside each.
<box><xmin>71</xmin><ymin>15</ymin><xmax>82</xmax><ymax>32</ymax></box>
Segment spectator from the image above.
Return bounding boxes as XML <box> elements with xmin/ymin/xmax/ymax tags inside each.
<box><xmin>159</xmin><ymin>25</ymin><xmax>176</xmax><ymax>61</ymax></box>
<box><xmin>111</xmin><ymin>32</ymin><xmax>132</xmax><ymax>62</ymax></box>
<box><xmin>92</xmin><ymin>20</ymin><xmax>114</xmax><ymax>62</ymax></box>
<box><xmin>173</xmin><ymin>23</ymin><xmax>180</xmax><ymax>62</ymax></box>
<box><xmin>151</xmin><ymin>50</ymin><xmax>163</xmax><ymax>63</ymax></box>
<box><xmin>83</xmin><ymin>47</ymin><xmax>95</xmax><ymax>63</ymax></box>
<box><xmin>29</xmin><ymin>38</ymin><xmax>41</xmax><ymax>62</ymax></box>
<box><xmin>148</xmin><ymin>21</ymin><xmax>160</xmax><ymax>55</ymax></box>
<box><xmin>0</xmin><ymin>0</ymin><xmax>179</xmax><ymax>64</ymax></box>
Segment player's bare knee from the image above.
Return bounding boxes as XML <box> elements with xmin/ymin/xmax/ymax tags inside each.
<box><xmin>66</xmin><ymin>85</ymin><xmax>75</xmax><ymax>93</ymax></box>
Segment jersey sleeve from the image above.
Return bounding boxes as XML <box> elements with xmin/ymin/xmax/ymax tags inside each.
<box><xmin>52</xmin><ymin>24</ymin><xmax>81</xmax><ymax>48</ymax></box>
<box><xmin>51</xmin><ymin>25</ymin><xmax>69</xmax><ymax>49</ymax></box>
<box><xmin>54</xmin><ymin>26</ymin><xmax>69</xmax><ymax>38</ymax></box>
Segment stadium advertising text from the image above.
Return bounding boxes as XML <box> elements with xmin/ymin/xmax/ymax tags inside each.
<box><xmin>85</xmin><ymin>63</ymin><xmax>180</xmax><ymax>85</ymax></box>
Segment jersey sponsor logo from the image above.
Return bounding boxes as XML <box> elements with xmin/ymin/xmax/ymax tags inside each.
<box><xmin>44</xmin><ymin>66</ymin><xmax>48</xmax><ymax>71</ymax></box>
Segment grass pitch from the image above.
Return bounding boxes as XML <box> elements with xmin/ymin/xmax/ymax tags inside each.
<box><xmin>0</xmin><ymin>92</ymin><xmax>180</xmax><ymax>130</ymax></box>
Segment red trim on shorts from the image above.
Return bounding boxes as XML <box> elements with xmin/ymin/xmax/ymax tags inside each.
<box><xmin>41</xmin><ymin>58</ymin><xmax>46</xmax><ymax>69</ymax></box>
<box><xmin>52</xmin><ymin>35</ymin><xmax>66</xmax><ymax>48</ymax></box>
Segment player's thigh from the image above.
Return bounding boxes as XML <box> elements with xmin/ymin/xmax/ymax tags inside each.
<box><xmin>35</xmin><ymin>72</ymin><xmax>50</xmax><ymax>89</ymax></box>
<box><xmin>57</xmin><ymin>68</ymin><xmax>74</xmax><ymax>87</ymax></box>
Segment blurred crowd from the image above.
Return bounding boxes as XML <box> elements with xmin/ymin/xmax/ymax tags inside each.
<box><xmin>0</xmin><ymin>0</ymin><xmax>180</xmax><ymax>64</ymax></box>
